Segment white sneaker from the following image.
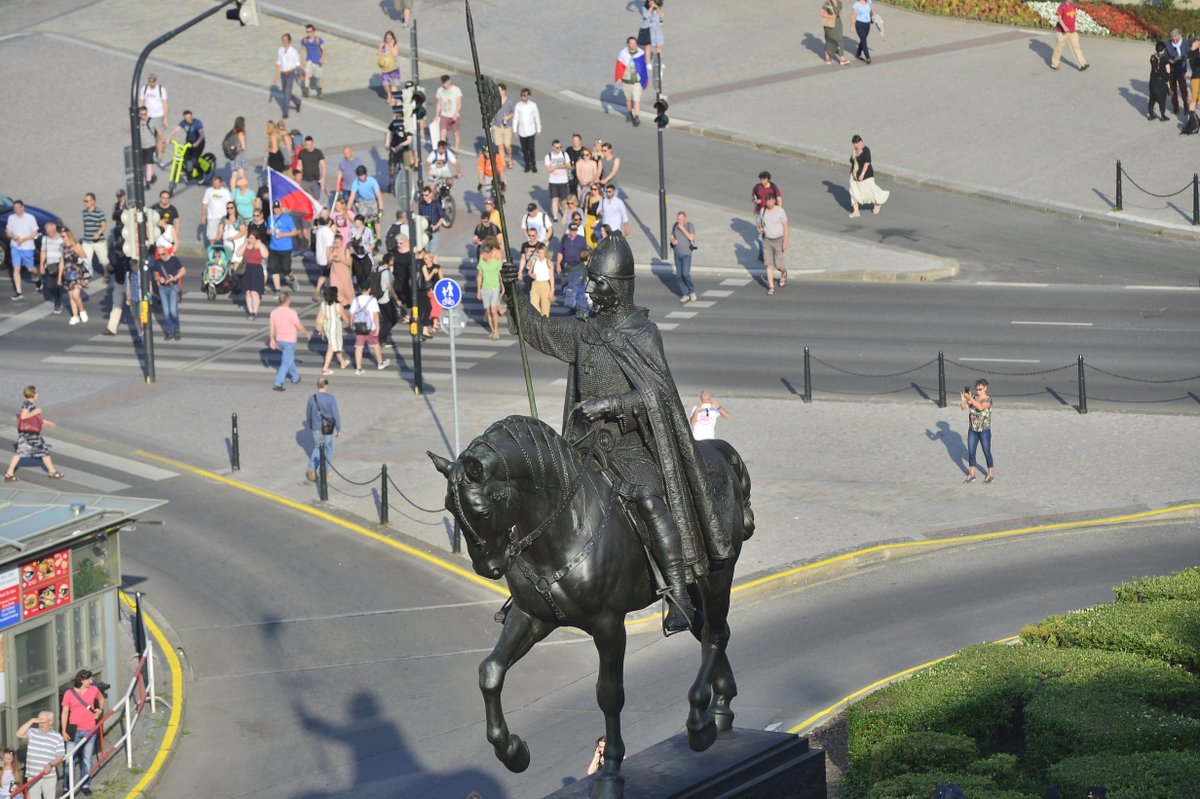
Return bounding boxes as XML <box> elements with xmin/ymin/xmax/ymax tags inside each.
<box><xmin>690</xmin><ymin>293</ymin><xmax>698</xmax><ymax>301</ymax></box>
<box><xmin>377</xmin><ymin>359</ymin><xmax>390</xmax><ymax>370</ymax></box>
<box><xmin>68</xmin><ymin>316</ymin><xmax>80</xmax><ymax>326</ymax></box>
<box><xmin>680</xmin><ymin>294</ymin><xmax>691</xmax><ymax>303</ymax></box>
<box><xmin>355</xmin><ymin>368</ymin><xmax>365</xmax><ymax>375</ymax></box>
<box><xmin>80</xmin><ymin>311</ymin><xmax>89</xmax><ymax>323</ymax></box>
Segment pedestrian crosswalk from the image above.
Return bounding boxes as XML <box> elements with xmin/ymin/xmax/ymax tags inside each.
<box><xmin>8</xmin><ymin>439</ymin><xmax>180</xmax><ymax>494</ymax></box>
<box><xmin>38</xmin><ymin>291</ymin><xmax>524</xmax><ymax>382</ymax></box>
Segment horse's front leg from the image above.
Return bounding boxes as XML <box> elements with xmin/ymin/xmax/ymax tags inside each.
<box><xmin>687</xmin><ymin>578</ymin><xmax>732</xmax><ymax>752</ymax></box>
<box><xmin>480</xmin><ymin>603</ymin><xmax>553</xmax><ymax>772</ymax></box>
<box><xmin>590</xmin><ymin>613</ymin><xmax>627</xmax><ymax>799</ymax></box>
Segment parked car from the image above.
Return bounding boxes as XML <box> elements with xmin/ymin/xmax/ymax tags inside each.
<box><xmin>0</xmin><ymin>194</ymin><xmax>61</xmax><ymax>272</ymax></box>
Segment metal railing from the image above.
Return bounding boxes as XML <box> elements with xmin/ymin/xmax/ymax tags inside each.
<box><xmin>1115</xmin><ymin>160</ymin><xmax>1199</xmax><ymax>224</ymax></box>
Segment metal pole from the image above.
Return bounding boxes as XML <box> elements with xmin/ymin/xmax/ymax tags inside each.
<box><xmin>465</xmin><ymin>0</ymin><xmax>538</xmax><ymax>419</ymax></box>
<box><xmin>937</xmin><ymin>351</ymin><xmax>946</xmax><ymax>408</ymax></box>
<box><xmin>318</xmin><ymin>443</ymin><xmax>328</xmax><ymax>501</ymax></box>
<box><xmin>1077</xmin><ymin>354</ymin><xmax>1088</xmax><ymax>414</ymax></box>
<box><xmin>1115</xmin><ymin>160</ymin><xmax>1122</xmax><ymax>212</ymax></box>
<box><xmin>1192</xmin><ymin>174</ymin><xmax>1198</xmax><ymax>226</ymax></box>
<box><xmin>129</xmin><ymin>0</ymin><xmax>240</xmax><ymax>384</ymax></box>
<box><xmin>231</xmin><ymin>412</ymin><xmax>240</xmax><ymax>470</ymax></box>
<box><xmin>380</xmin><ymin>463</ymin><xmax>389</xmax><ymax>525</ymax></box>
<box><xmin>147</xmin><ymin>641</ymin><xmax>157</xmax><ymax>714</ymax></box>
<box><xmin>802</xmin><ymin>346</ymin><xmax>812</xmax><ymax>403</ymax></box>
<box><xmin>449</xmin><ymin>301</ymin><xmax>463</xmax><ymax>553</ymax></box>
<box><xmin>409</xmin><ymin>19</ymin><xmax>419</xmax><ymax>86</ymax></box>
<box><xmin>655</xmin><ymin>54</ymin><xmax>667</xmax><ymax>261</ymax></box>
<box><xmin>401</xmin><ymin>164</ymin><xmax>423</xmax><ymax>394</ymax></box>
<box><xmin>124</xmin><ymin>699</ymin><xmax>134</xmax><ymax>769</ymax></box>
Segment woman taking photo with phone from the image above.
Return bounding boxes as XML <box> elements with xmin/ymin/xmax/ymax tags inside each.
<box><xmin>960</xmin><ymin>378</ymin><xmax>995</xmax><ymax>484</ymax></box>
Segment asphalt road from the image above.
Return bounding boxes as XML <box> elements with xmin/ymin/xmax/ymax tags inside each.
<box><xmin>42</xmin><ymin>431</ymin><xmax>1191</xmax><ymax>798</ymax></box>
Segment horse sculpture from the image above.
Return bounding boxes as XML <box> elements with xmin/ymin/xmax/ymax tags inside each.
<box><xmin>429</xmin><ymin>414</ymin><xmax>754</xmax><ymax>799</ymax></box>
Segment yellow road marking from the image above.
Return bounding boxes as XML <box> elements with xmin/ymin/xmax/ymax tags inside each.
<box><xmin>118</xmin><ymin>590</ymin><xmax>185</xmax><ymax>799</ymax></box>
<box><xmin>787</xmin><ymin>635</ymin><xmax>1021</xmax><ymax>735</ymax></box>
<box><xmin>134</xmin><ymin>451</ymin><xmax>508</xmax><ymax>597</ymax></box>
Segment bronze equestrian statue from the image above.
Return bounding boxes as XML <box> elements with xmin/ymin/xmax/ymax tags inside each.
<box><xmin>429</xmin><ymin>233</ymin><xmax>754</xmax><ymax>799</ymax></box>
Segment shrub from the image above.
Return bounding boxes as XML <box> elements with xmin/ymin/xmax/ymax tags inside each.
<box><xmin>886</xmin><ymin>0</ymin><xmax>1047</xmax><ymax>27</ymax></box>
<box><xmin>1020</xmin><ymin>600</ymin><xmax>1200</xmax><ymax>671</ymax></box>
<box><xmin>1114</xmin><ymin>566</ymin><xmax>1200</xmax><ymax>604</ymax></box>
<box><xmin>1124</xmin><ymin>6</ymin><xmax>1200</xmax><ymax>40</ymax></box>
<box><xmin>1023</xmin><ymin>685</ymin><xmax>1200</xmax><ymax>777</ymax></box>
<box><xmin>868</xmin><ymin>731</ymin><xmax>978</xmax><ymax>781</ymax></box>
<box><xmin>866</xmin><ymin>769</ymin><xmax>1034</xmax><ymax>799</ymax></box>
<box><xmin>1048</xmin><ymin>750</ymin><xmax>1200</xmax><ymax>799</ymax></box>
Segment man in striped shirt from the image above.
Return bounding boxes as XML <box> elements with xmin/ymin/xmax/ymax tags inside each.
<box><xmin>81</xmin><ymin>193</ymin><xmax>110</xmax><ymax>281</ymax></box>
<box><xmin>16</xmin><ymin>710</ymin><xmax>65</xmax><ymax>799</ymax></box>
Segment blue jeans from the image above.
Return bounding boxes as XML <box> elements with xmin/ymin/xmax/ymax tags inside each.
<box><xmin>69</xmin><ymin>728</ymin><xmax>97</xmax><ymax>789</ymax></box>
<box><xmin>158</xmin><ymin>284</ymin><xmax>180</xmax><ymax>334</ymax></box>
<box><xmin>275</xmin><ymin>341</ymin><xmax>299</xmax><ymax>387</ymax></box>
<box><xmin>309</xmin><ymin>433</ymin><xmax>334</xmax><ymax>471</ymax></box>
<box><xmin>673</xmin><ymin>252</ymin><xmax>694</xmax><ymax>295</ymax></box>
<box><xmin>967</xmin><ymin>428</ymin><xmax>994</xmax><ymax>470</ymax></box>
<box><xmin>855</xmin><ymin>20</ymin><xmax>872</xmax><ymax>59</ymax></box>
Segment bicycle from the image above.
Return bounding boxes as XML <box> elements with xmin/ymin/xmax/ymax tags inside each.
<box><xmin>429</xmin><ymin>176</ymin><xmax>456</xmax><ymax>229</ymax></box>
<box><xmin>351</xmin><ymin>198</ymin><xmax>385</xmax><ymax>255</ymax></box>
<box><xmin>166</xmin><ymin>139</ymin><xmax>215</xmax><ymax>196</ymax></box>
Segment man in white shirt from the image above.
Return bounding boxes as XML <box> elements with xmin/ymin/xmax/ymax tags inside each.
<box><xmin>5</xmin><ymin>199</ymin><xmax>39</xmax><ymax>300</ymax></box>
<box><xmin>598</xmin><ymin>185</ymin><xmax>630</xmax><ymax>236</ymax></box>
<box><xmin>426</xmin><ymin>139</ymin><xmax>461</xmax><ymax>183</ymax></box>
<box><xmin>544</xmin><ymin>139</ymin><xmax>572</xmax><ymax>222</ymax></box>
<box><xmin>274</xmin><ymin>33</ymin><xmax>303</xmax><ymax>119</ymax></box>
<box><xmin>200</xmin><ymin>175</ymin><xmax>233</xmax><ymax>245</ymax></box>
<box><xmin>139</xmin><ymin>74</ymin><xmax>169</xmax><ymax>163</ymax></box>
<box><xmin>435</xmin><ymin>75</ymin><xmax>464</xmax><ymax>153</ymax></box>
<box><xmin>512</xmin><ymin>88</ymin><xmax>541</xmax><ymax>173</ymax></box>
<box><xmin>689</xmin><ymin>391</ymin><xmax>731</xmax><ymax>441</ymax></box>
<box><xmin>522</xmin><ymin>202</ymin><xmax>552</xmax><ymax>244</ymax></box>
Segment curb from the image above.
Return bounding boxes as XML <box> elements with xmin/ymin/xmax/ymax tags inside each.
<box><xmin>261</xmin><ymin>4</ymin><xmax>1200</xmax><ymax>246</ymax></box>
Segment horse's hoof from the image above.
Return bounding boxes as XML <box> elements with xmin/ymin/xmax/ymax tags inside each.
<box><xmin>590</xmin><ymin>773</ymin><xmax>624</xmax><ymax>799</ymax></box>
<box><xmin>688</xmin><ymin>718</ymin><xmax>718</xmax><ymax>752</ymax></box>
<box><xmin>713</xmin><ymin>709</ymin><xmax>734</xmax><ymax>732</ymax></box>
<box><xmin>501</xmin><ymin>734</ymin><xmax>530</xmax><ymax>773</ymax></box>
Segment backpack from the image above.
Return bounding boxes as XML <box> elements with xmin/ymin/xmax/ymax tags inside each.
<box><xmin>222</xmin><ymin>129</ymin><xmax>240</xmax><ymax>159</ymax></box>
<box><xmin>351</xmin><ymin>299</ymin><xmax>372</xmax><ymax>333</ymax></box>
<box><xmin>368</xmin><ymin>266</ymin><xmax>386</xmax><ymax>300</ymax></box>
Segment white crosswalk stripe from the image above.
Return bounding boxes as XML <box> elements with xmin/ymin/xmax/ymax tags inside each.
<box><xmin>12</xmin><ymin>440</ymin><xmax>181</xmax><ymax>493</ymax></box>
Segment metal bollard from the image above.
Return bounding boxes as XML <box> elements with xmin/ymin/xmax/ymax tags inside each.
<box><xmin>1193</xmin><ymin>174</ymin><xmax>1198</xmax><ymax>226</ymax></box>
<box><xmin>231</xmin><ymin>413</ymin><xmax>240</xmax><ymax>471</ymax></box>
<box><xmin>1115</xmin><ymin>160</ymin><xmax>1123</xmax><ymax>211</ymax></box>
<box><xmin>1077</xmin><ymin>354</ymin><xmax>1088</xmax><ymax>415</ymax></box>
<box><xmin>318</xmin><ymin>443</ymin><xmax>329</xmax><ymax>501</ymax></box>
<box><xmin>380</xmin><ymin>464</ymin><xmax>389</xmax><ymax>525</ymax></box>
<box><xmin>802</xmin><ymin>346</ymin><xmax>812</xmax><ymax>403</ymax></box>
<box><xmin>937</xmin><ymin>351</ymin><xmax>947</xmax><ymax>408</ymax></box>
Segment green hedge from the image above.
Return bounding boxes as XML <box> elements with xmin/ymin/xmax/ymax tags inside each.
<box><xmin>1048</xmin><ymin>750</ymin><xmax>1200</xmax><ymax>799</ymax></box>
<box><xmin>868</xmin><ymin>731</ymin><xmax>978</xmax><ymax>781</ymax></box>
<box><xmin>845</xmin><ymin>643</ymin><xmax>1199</xmax><ymax>769</ymax></box>
<box><xmin>1020</xmin><ymin>600</ymin><xmax>1200</xmax><ymax>671</ymax></box>
<box><xmin>866</xmin><ymin>770</ymin><xmax>1033</xmax><ymax>799</ymax></box>
<box><xmin>1023</xmin><ymin>685</ymin><xmax>1200</xmax><ymax>776</ymax></box>
<box><xmin>1114</xmin><ymin>566</ymin><xmax>1200</xmax><ymax>604</ymax></box>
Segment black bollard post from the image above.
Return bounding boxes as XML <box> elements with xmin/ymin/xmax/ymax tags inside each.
<box><xmin>1193</xmin><ymin>174</ymin><xmax>1198</xmax><ymax>226</ymax></box>
<box><xmin>133</xmin><ymin>591</ymin><xmax>147</xmax><ymax>655</ymax></box>
<box><xmin>803</xmin><ymin>346</ymin><xmax>812</xmax><ymax>403</ymax></box>
<box><xmin>1077</xmin><ymin>354</ymin><xmax>1088</xmax><ymax>415</ymax></box>
<box><xmin>1115</xmin><ymin>160</ymin><xmax>1123</xmax><ymax>211</ymax></box>
<box><xmin>231</xmin><ymin>412</ymin><xmax>240</xmax><ymax>471</ymax></box>
<box><xmin>318</xmin><ymin>443</ymin><xmax>328</xmax><ymax>501</ymax></box>
<box><xmin>380</xmin><ymin>464</ymin><xmax>389</xmax><ymax>525</ymax></box>
<box><xmin>937</xmin><ymin>351</ymin><xmax>947</xmax><ymax>408</ymax></box>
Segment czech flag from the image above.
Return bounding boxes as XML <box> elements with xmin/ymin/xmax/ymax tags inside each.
<box><xmin>267</xmin><ymin>168</ymin><xmax>323</xmax><ymax>221</ymax></box>
<box><xmin>614</xmin><ymin>47</ymin><xmax>649</xmax><ymax>89</ymax></box>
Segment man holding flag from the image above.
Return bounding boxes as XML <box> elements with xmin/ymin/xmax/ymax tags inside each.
<box><xmin>615</xmin><ymin>37</ymin><xmax>649</xmax><ymax>127</ymax></box>
<box><xmin>266</xmin><ymin>168</ymin><xmax>323</xmax><ymax>293</ymax></box>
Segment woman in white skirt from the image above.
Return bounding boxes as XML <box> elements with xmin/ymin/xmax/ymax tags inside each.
<box><xmin>848</xmin><ymin>134</ymin><xmax>890</xmax><ymax>218</ymax></box>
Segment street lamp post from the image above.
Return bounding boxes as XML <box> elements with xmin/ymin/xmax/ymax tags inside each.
<box><xmin>653</xmin><ymin>53</ymin><xmax>668</xmax><ymax>261</ymax></box>
<box><xmin>128</xmin><ymin>0</ymin><xmax>257</xmax><ymax>383</ymax></box>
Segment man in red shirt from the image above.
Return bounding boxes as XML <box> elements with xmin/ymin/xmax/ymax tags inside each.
<box><xmin>269</xmin><ymin>292</ymin><xmax>309</xmax><ymax>391</ymax></box>
<box><xmin>1050</xmin><ymin>1</ymin><xmax>1089</xmax><ymax>71</ymax></box>
<box><xmin>751</xmin><ymin>171</ymin><xmax>782</xmax><ymax>262</ymax></box>
<box><xmin>61</xmin><ymin>669</ymin><xmax>105</xmax><ymax>796</ymax></box>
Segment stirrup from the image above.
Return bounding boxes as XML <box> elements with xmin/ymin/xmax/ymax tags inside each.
<box><xmin>494</xmin><ymin>595</ymin><xmax>514</xmax><ymax>624</ymax></box>
<box><xmin>659</xmin><ymin>588</ymin><xmax>695</xmax><ymax>637</ymax></box>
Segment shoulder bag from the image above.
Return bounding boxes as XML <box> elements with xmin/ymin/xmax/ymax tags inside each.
<box><xmin>17</xmin><ymin>412</ymin><xmax>43</xmax><ymax>434</ymax></box>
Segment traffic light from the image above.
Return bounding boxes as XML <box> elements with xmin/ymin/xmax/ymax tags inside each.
<box><xmin>226</xmin><ymin>0</ymin><xmax>260</xmax><ymax>26</ymax></box>
<box><xmin>654</xmin><ymin>97</ymin><xmax>669</xmax><ymax>129</ymax></box>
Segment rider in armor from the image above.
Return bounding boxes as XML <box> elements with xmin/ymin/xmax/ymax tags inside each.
<box><xmin>500</xmin><ymin>233</ymin><xmax>733</xmax><ymax>634</ymax></box>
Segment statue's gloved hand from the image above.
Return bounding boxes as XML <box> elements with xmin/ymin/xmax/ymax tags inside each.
<box><xmin>500</xmin><ymin>262</ymin><xmax>519</xmax><ymax>288</ymax></box>
<box><xmin>579</xmin><ymin>397</ymin><xmax>616</xmax><ymax>423</ymax></box>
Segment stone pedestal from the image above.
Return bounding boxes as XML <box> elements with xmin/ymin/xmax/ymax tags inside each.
<box><xmin>543</xmin><ymin>728</ymin><xmax>826</xmax><ymax>799</ymax></box>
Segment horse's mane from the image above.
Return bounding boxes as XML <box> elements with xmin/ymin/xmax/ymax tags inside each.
<box><xmin>477</xmin><ymin>415</ymin><xmax>582</xmax><ymax>491</ymax></box>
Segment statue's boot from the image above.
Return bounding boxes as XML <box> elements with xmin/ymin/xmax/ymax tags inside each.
<box><xmin>644</xmin><ymin>507</ymin><xmax>696</xmax><ymax>635</ymax></box>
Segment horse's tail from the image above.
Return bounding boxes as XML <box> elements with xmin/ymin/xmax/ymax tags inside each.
<box><xmin>709</xmin><ymin>439</ymin><xmax>755</xmax><ymax>541</ymax></box>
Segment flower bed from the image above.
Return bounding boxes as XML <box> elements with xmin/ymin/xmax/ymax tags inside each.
<box><xmin>890</xmin><ymin>0</ymin><xmax>1200</xmax><ymax>40</ymax></box>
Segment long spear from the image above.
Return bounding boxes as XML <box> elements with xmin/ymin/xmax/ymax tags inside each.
<box><xmin>465</xmin><ymin>0</ymin><xmax>539</xmax><ymax>419</ymax></box>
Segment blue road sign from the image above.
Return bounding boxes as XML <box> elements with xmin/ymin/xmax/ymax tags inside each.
<box><xmin>434</xmin><ymin>278</ymin><xmax>462</xmax><ymax>309</ymax></box>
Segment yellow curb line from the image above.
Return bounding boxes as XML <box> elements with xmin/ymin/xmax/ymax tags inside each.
<box><xmin>787</xmin><ymin>635</ymin><xmax>1022</xmax><ymax>735</ymax></box>
<box><xmin>135</xmin><ymin>451</ymin><xmax>508</xmax><ymax>597</ymax></box>
<box><xmin>118</xmin><ymin>590</ymin><xmax>185</xmax><ymax>799</ymax></box>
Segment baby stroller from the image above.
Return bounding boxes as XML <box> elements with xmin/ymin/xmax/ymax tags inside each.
<box><xmin>202</xmin><ymin>244</ymin><xmax>235</xmax><ymax>301</ymax></box>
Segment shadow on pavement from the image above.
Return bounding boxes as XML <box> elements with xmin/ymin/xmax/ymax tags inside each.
<box><xmin>1118</xmin><ymin>80</ymin><xmax>1151</xmax><ymax>116</ymax></box>
<box><xmin>823</xmin><ymin>180</ymin><xmax>852</xmax><ymax>213</ymax></box>
<box><xmin>926</xmin><ymin>420</ymin><xmax>967</xmax><ymax>475</ymax></box>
